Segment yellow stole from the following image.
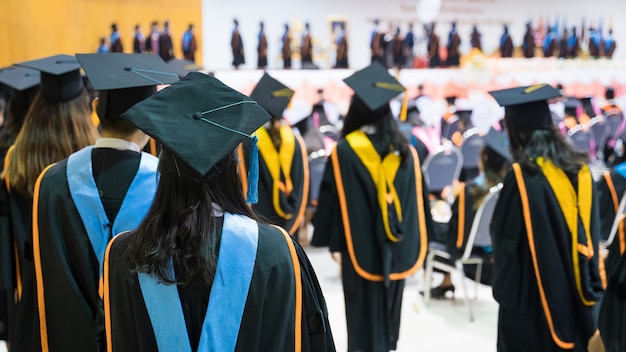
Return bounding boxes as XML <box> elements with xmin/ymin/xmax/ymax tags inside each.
<box><xmin>256</xmin><ymin>126</ymin><xmax>296</xmax><ymax>220</ymax></box>
<box><xmin>345</xmin><ymin>131</ymin><xmax>403</xmax><ymax>242</ymax></box>
<box><xmin>535</xmin><ymin>157</ymin><xmax>596</xmax><ymax>306</ymax></box>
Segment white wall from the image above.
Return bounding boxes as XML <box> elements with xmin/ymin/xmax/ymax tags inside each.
<box><xmin>202</xmin><ymin>0</ymin><xmax>625</xmax><ymax>71</ymax></box>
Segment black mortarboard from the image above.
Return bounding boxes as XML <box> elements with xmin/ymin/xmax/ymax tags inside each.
<box><xmin>0</xmin><ymin>67</ymin><xmax>40</xmax><ymax>108</ymax></box>
<box><xmin>15</xmin><ymin>54</ymin><xmax>83</xmax><ymax>102</ymax></box>
<box><xmin>0</xmin><ymin>67</ymin><xmax>40</xmax><ymax>92</ymax></box>
<box><xmin>564</xmin><ymin>97</ymin><xmax>581</xmax><ymax>117</ymax></box>
<box><xmin>167</xmin><ymin>58</ymin><xmax>203</xmax><ymax>79</ymax></box>
<box><xmin>445</xmin><ymin>96</ymin><xmax>457</xmax><ymax>105</ymax></box>
<box><xmin>343</xmin><ymin>62</ymin><xmax>406</xmax><ymax>111</ymax></box>
<box><xmin>483</xmin><ymin>127</ymin><xmax>512</xmax><ymax>161</ymax></box>
<box><xmin>456</xmin><ymin>110</ymin><xmax>473</xmax><ymax>122</ymax></box>
<box><xmin>606</xmin><ymin>87</ymin><xmax>615</xmax><ymax>100</ymax></box>
<box><xmin>488</xmin><ymin>84</ymin><xmax>562</xmax><ymax>130</ymax></box>
<box><xmin>249</xmin><ymin>72</ymin><xmax>294</xmax><ymax>119</ymax></box>
<box><xmin>76</xmin><ymin>53</ymin><xmax>179</xmax><ymax>120</ymax></box>
<box><xmin>122</xmin><ymin>72</ymin><xmax>271</xmax><ymax>202</ymax></box>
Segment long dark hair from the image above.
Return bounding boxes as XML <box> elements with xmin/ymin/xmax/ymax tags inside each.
<box><xmin>469</xmin><ymin>146</ymin><xmax>508</xmax><ymax>210</ymax></box>
<box><xmin>267</xmin><ymin>116</ymin><xmax>282</xmax><ymax>150</ymax></box>
<box><xmin>506</xmin><ymin>119</ymin><xmax>588</xmax><ymax>175</ymax></box>
<box><xmin>125</xmin><ymin>148</ymin><xmax>258</xmax><ymax>286</ymax></box>
<box><xmin>341</xmin><ymin>96</ymin><xmax>409</xmax><ymax>161</ymax></box>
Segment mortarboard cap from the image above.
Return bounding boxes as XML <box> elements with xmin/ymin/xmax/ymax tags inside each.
<box><xmin>483</xmin><ymin>127</ymin><xmax>512</xmax><ymax>161</ymax></box>
<box><xmin>563</xmin><ymin>97</ymin><xmax>581</xmax><ymax>117</ymax></box>
<box><xmin>76</xmin><ymin>53</ymin><xmax>178</xmax><ymax>120</ymax></box>
<box><xmin>606</xmin><ymin>87</ymin><xmax>615</xmax><ymax>100</ymax></box>
<box><xmin>488</xmin><ymin>84</ymin><xmax>562</xmax><ymax>130</ymax></box>
<box><xmin>343</xmin><ymin>62</ymin><xmax>406</xmax><ymax>111</ymax></box>
<box><xmin>15</xmin><ymin>54</ymin><xmax>83</xmax><ymax>103</ymax></box>
<box><xmin>122</xmin><ymin>72</ymin><xmax>270</xmax><ymax>202</ymax></box>
<box><xmin>250</xmin><ymin>73</ymin><xmax>294</xmax><ymax>119</ymax></box>
<box><xmin>167</xmin><ymin>58</ymin><xmax>203</xmax><ymax>79</ymax></box>
<box><xmin>0</xmin><ymin>67</ymin><xmax>41</xmax><ymax>92</ymax></box>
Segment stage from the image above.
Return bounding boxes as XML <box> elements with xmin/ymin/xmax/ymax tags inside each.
<box><xmin>213</xmin><ymin>57</ymin><xmax>626</xmax><ymax>107</ymax></box>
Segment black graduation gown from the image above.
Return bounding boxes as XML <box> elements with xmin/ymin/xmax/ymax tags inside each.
<box><xmin>312</xmin><ymin>133</ymin><xmax>431</xmax><ymax>352</ymax></box>
<box><xmin>244</xmin><ymin>128</ymin><xmax>309</xmax><ymax>236</ymax></box>
<box><xmin>18</xmin><ymin>148</ymin><xmax>152</xmax><ymax>352</ymax></box>
<box><xmin>490</xmin><ymin>167</ymin><xmax>604</xmax><ymax>352</ymax></box>
<box><xmin>598</xmin><ymin>217</ymin><xmax>626</xmax><ymax>351</ymax></box>
<box><xmin>596</xmin><ymin>170</ymin><xmax>626</xmax><ymax>241</ymax></box>
<box><xmin>104</xmin><ymin>221</ymin><xmax>335</xmax><ymax>351</ymax></box>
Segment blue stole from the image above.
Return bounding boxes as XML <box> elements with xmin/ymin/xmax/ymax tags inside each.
<box><xmin>615</xmin><ymin>162</ymin><xmax>626</xmax><ymax>179</ymax></box>
<box><xmin>138</xmin><ymin>213</ymin><xmax>259</xmax><ymax>352</ymax></box>
<box><xmin>67</xmin><ymin>146</ymin><xmax>158</xmax><ymax>273</ymax></box>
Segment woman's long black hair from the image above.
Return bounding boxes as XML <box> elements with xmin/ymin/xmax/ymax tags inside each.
<box><xmin>341</xmin><ymin>95</ymin><xmax>409</xmax><ymax>161</ymax></box>
<box><xmin>124</xmin><ymin>148</ymin><xmax>258</xmax><ymax>286</ymax></box>
<box><xmin>506</xmin><ymin>118</ymin><xmax>589</xmax><ymax>175</ymax></box>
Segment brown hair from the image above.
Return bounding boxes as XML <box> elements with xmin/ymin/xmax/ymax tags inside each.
<box><xmin>2</xmin><ymin>90</ymin><xmax>99</xmax><ymax>196</ymax></box>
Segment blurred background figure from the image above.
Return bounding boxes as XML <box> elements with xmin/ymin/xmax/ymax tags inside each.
<box><xmin>110</xmin><ymin>23</ymin><xmax>123</xmax><ymax>53</ymax></box>
<box><xmin>182</xmin><ymin>23</ymin><xmax>197</xmax><ymax>62</ymax></box>
<box><xmin>133</xmin><ymin>24</ymin><xmax>145</xmax><ymax>53</ymax></box>
<box><xmin>282</xmin><ymin>23</ymin><xmax>292</xmax><ymax>69</ymax></box>
<box><xmin>446</xmin><ymin>21</ymin><xmax>461</xmax><ymax>67</ymax></box>
<box><xmin>499</xmin><ymin>24</ymin><xmax>513</xmax><ymax>58</ymax></box>
<box><xmin>230</xmin><ymin>18</ymin><xmax>245</xmax><ymax>69</ymax></box>
<box><xmin>257</xmin><ymin>21</ymin><xmax>268</xmax><ymax>69</ymax></box>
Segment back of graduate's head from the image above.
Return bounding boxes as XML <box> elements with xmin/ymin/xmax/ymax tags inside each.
<box><xmin>123</xmin><ymin>72</ymin><xmax>268</xmax><ymax>286</ymax></box>
<box><xmin>490</xmin><ymin>84</ymin><xmax>588</xmax><ymax>174</ymax></box>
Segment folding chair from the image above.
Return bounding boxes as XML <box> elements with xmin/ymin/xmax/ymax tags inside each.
<box><xmin>424</xmin><ymin>185</ymin><xmax>501</xmax><ymax>322</ymax></box>
<box><xmin>421</xmin><ymin>142</ymin><xmax>463</xmax><ymax>194</ymax></box>
<box><xmin>460</xmin><ymin>129</ymin><xmax>484</xmax><ymax>169</ymax></box>
<box><xmin>567</xmin><ymin>126</ymin><xmax>592</xmax><ymax>154</ymax></box>
<box><xmin>604</xmin><ymin>191</ymin><xmax>626</xmax><ymax>249</ymax></box>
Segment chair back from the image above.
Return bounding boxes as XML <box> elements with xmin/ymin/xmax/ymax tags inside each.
<box><xmin>422</xmin><ymin>143</ymin><xmax>463</xmax><ymax>194</ymax></box>
<box><xmin>308</xmin><ymin>153</ymin><xmax>327</xmax><ymax>203</ymax></box>
<box><xmin>567</xmin><ymin>126</ymin><xmax>592</xmax><ymax>153</ymax></box>
<box><xmin>605</xmin><ymin>191</ymin><xmax>626</xmax><ymax>247</ymax></box>
<box><xmin>588</xmin><ymin>117</ymin><xmax>608</xmax><ymax>156</ymax></box>
<box><xmin>460</xmin><ymin>129</ymin><xmax>484</xmax><ymax>169</ymax></box>
<box><xmin>461</xmin><ymin>185</ymin><xmax>501</xmax><ymax>260</ymax></box>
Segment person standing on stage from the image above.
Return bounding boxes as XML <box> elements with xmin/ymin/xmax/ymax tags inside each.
<box><xmin>145</xmin><ymin>21</ymin><xmax>160</xmax><ymax>55</ymax></box>
<box><xmin>522</xmin><ymin>22</ymin><xmax>536</xmax><ymax>58</ymax></box>
<box><xmin>446</xmin><ymin>21</ymin><xmax>461</xmax><ymax>67</ymax></box>
<box><xmin>231</xmin><ymin>19</ymin><xmax>245</xmax><ymax>69</ymax></box>
<box><xmin>499</xmin><ymin>24</ymin><xmax>514</xmax><ymax>58</ymax></box>
<box><xmin>182</xmin><ymin>24</ymin><xmax>198</xmax><ymax>62</ymax></box>
<box><xmin>301</xmin><ymin>22</ymin><xmax>314</xmax><ymax>68</ymax></box>
<box><xmin>603</xmin><ymin>29</ymin><xmax>617</xmax><ymax>59</ymax></box>
<box><xmin>403</xmin><ymin>23</ymin><xmax>415</xmax><ymax>68</ymax></box>
<box><xmin>334</xmin><ymin>23</ymin><xmax>349</xmax><ymax>68</ymax></box>
<box><xmin>370</xmin><ymin>19</ymin><xmax>385</xmax><ymax>66</ymax></box>
<box><xmin>158</xmin><ymin>21</ymin><xmax>174</xmax><ymax>62</ymax></box>
<box><xmin>489</xmin><ymin>84</ymin><xmax>604</xmax><ymax>351</ymax></box>
<box><xmin>427</xmin><ymin>22</ymin><xmax>441</xmax><ymax>68</ymax></box>
<box><xmin>312</xmin><ymin>62</ymin><xmax>431</xmax><ymax>352</ymax></box>
<box><xmin>133</xmin><ymin>24</ymin><xmax>145</xmax><ymax>53</ymax></box>
<box><xmin>257</xmin><ymin>21</ymin><xmax>268</xmax><ymax>69</ymax></box>
<box><xmin>282</xmin><ymin>23</ymin><xmax>292</xmax><ymax>69</ymax></box>
<box><xmin>110</xmin><ymin>23</ymin><xmax>124</xmax><ymax>53</ymax></box>
<box><xmin>470</xmin><ymin>24</ymin><xmax>482</xmax><ymax>51</ymax></box>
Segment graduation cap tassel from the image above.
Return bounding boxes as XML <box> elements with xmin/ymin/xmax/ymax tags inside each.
<box><xmin>246</xmin><ymin>134</ymin><xmax>260</xmax><ymax>204</ymax></box>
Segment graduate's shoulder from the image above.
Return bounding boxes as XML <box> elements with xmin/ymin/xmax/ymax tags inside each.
<box><xmin>256</xmin><ymin>222</ymin><xmax>298</xmax><ymax>265</ymax></box>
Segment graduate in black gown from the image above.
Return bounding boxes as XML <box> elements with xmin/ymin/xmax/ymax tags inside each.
<box><xmin>489</xmin><ymin>84</ymin><xmax>604</xmax><ymax>352</ymax></box>
<box><xmin>312</xmin><ymin>62</ymin><xmax>431</xmax><ymax>352</ymax></box>
<box><xmin>231</xmin><ymin>19</ymin><xmax>245</xmax><ymax>69</ymax></box>
<box><xmin>595</xmin><ymin>212</ymin><xmax>626</xmax><ymax>351</ymax></box>
<box><xmin>595</xmin><ymin>134</ymin><xmax>626</xmax><ymax>241</ymax></box>
<box><xmin>23</xmin><ymin>53</ymin><xmax>177</xmax><ymax>352</ymax></box>
<box><xmin>2</xmin><ymin>55</ymin><xmax>100</xmax><ymax>352</ymax></box>
<box><xmin>104</xmin><ymin>72</ymin><xmax>335</xmax><ymax>351</ymax></box>
<box><xmin>243</xmin><ymin>73</ymin><xmax>309</xmax><ymax>237</ymax></box>
<box><xmin>0</xmin><ymin>66</ymin><xmax>40</xmax><ymax>347</ymax></box>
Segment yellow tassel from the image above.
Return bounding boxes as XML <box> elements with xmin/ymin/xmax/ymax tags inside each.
<box><xmin>399</xmin><ymin>93</ymin><xmax>409</xmax><ymax>122</ymax></box>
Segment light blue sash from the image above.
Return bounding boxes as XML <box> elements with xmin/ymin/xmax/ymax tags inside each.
<box><xmin>67</xmin><ymin>146</ymin><xmax>158</xmax><ymax>273</ymax></box>
<box><xmin>138</xmin><ymin>213</ymin><xmax>259</xmax><ymax>352</ymax></box>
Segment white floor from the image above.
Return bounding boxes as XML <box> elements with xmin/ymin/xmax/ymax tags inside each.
<box><xmin>305</xmin><ymin>246</ymin><xmax>498</xmax><ymax>352</ymax></box>
<box><xmin>0</xmin><ymin>246</ymin><xmax>499</xmax><ymax>352</ymax></box>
